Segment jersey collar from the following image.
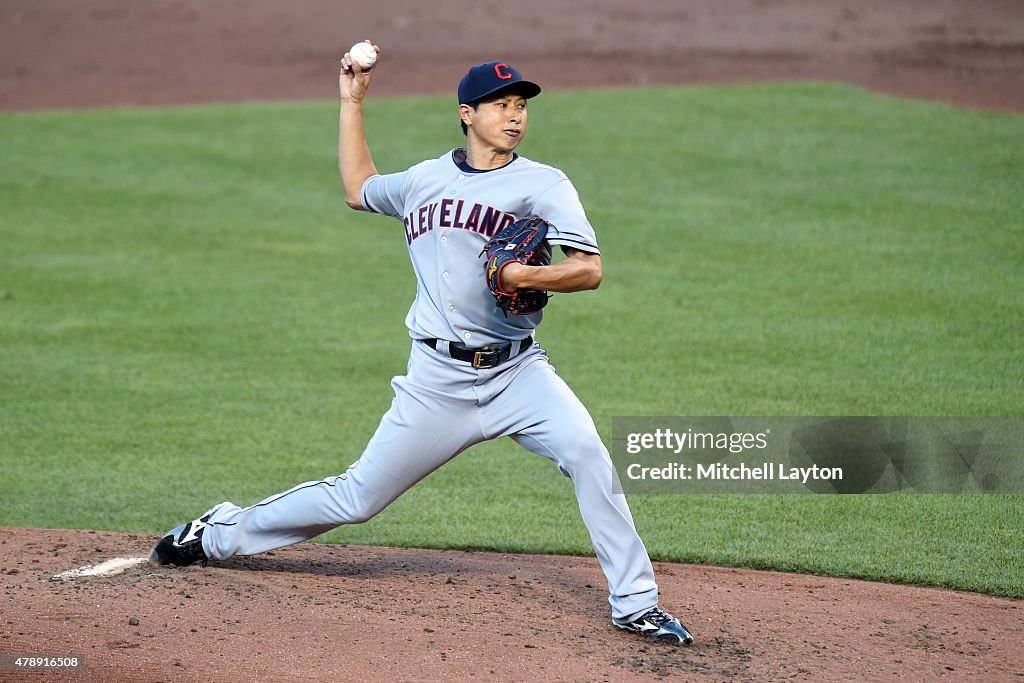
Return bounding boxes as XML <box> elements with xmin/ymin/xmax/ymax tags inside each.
<box><xmin>452</xmin><ymin>147</ymin><xmax>518</xmax><ymax>174</ymax></box>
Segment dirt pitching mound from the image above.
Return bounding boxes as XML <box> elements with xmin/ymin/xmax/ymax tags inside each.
<box><xmin>2</xmin><ymin>528</ymin><xmax>1021</xmax><ymax>681</ymax></box>
<box><xmin>2</xmin><ymin>2</ymin><xmax>1023</xmax><ymax>681</ymax></box>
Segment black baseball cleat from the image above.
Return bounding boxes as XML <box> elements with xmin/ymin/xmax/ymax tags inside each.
<box><xmin>614</xmin><ymin>606</ymin><xmax>695</xmax><ymax>645</ymax></box>
<box><xmin>149</xmin><ymin>506</ymin><xmax>220</xmax><ymax>567</ymax></box>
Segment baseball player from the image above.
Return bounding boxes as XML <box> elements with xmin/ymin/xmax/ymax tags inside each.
<box><xmin>151</xmin><ymin>42</ymin><xmax>693</xmax><ymax>646</ymax></box>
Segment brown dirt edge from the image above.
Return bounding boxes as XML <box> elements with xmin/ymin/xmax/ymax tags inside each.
<box><xmin>2</xmin><ymin>527</ymin><xmax>1021</xmax><ymax>682</ymax></box>
<box><xmin>1</xmin><ymin>0</ymin><xmax>1023</xmax><ymax>113</ymax></box>
<box><xmin>3</xmin><ymin>1</ymin><xmax>1024</xmax><ymax>680</ymax></box>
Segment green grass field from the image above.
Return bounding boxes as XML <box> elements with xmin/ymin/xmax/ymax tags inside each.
<box><xmin>2</xmin><ymin>83</ymin><xmax>1022</xmax><ymax>597</ymax></box>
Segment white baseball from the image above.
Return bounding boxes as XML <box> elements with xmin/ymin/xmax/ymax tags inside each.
<box><xmin>349</xmin><ymin>42</ymin><xmax>377</xmax><ymax>71</ymax></box>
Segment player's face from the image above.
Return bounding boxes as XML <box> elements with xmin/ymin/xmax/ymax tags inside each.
<box><xmin>465</xmin><ymin>93</ymin><xmax>529</xmax><ymax>153</ymax></box>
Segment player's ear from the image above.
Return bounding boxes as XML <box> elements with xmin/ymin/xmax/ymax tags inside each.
<box><xmin>459</xmin><ymin>104</ymin><xmax>474</xmax><ymax>128</ymax></box>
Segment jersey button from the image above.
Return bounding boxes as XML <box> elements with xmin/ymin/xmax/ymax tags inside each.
<box><xmin>457</xmin><ymin>174</ymin><xmax>465</xmax><ymax>180</ymax></box>
<box><xmin>441</xmin><ymin>236</ymin><xmax>447</xmax><ymax>242</ymax></box>
<box><xmin>442</xmin><ymin>272</ymin><xmax>449</xmax><ymax>279</ymax></box>
<box><xmin>448</xmin><ymin>304</ymin><xmax>455</xmax><ymax>312</ymax></box>
<box><xmin>463</xmin><ymin>332</ymin><xmax>472</xmax><ymax>340</ymax></box>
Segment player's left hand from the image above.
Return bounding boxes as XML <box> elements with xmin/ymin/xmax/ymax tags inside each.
<box><xmin>480</xmin><ymin>215</ymin><xmax>552</xmax><ymax>316</ymax></box>
<box><xmin>497</xmin><ymin>262</ymin><xmax>528</xmax><ymax>293</ymax></box>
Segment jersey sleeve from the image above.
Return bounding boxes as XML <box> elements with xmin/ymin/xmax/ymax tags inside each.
<box><xmin>360</xmin><ymin>171</ymin><xmax>408</xmax><ymax>218</ymax></box>
<box><xmin>532</xmin><ymin>179</ymin><xmax>600</xmax><ymax>254</ymax></box>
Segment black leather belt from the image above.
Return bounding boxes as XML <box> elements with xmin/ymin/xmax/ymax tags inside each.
<box><xmin>423</xmin><ymin>336</ymin><xmax>533</xmax><ymax>369</ymax></box>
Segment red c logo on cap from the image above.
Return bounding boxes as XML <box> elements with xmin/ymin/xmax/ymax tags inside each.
<box><xmin>494</xmin><ymin>63</ymin><xmax>513</xmax><ymax>80</ymax></box>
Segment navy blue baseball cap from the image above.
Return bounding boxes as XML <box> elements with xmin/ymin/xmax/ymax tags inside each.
<box><xmin>458</xmin><ymin>61</ymin><xmax>541</xmax><ymax>105</ymax></box>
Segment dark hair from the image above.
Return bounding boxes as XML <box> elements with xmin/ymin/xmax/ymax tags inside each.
<box><xmin>460</xmin><ymin>101</ymin><xmax>479</xmax><ymax>136</ymax></box>
<box><xmin>460</xmin><ymin>85</ymin><xmax>531</xmax><ymax>135</ymax></box>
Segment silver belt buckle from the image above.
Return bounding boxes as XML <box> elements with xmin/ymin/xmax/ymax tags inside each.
<box><xmin>472</xmin><ymin>346</ymin><xmax>501</xmax><ymax>369</ymax></box>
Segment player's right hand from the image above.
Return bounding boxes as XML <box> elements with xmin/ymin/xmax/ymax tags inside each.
<box><xmin>339</xmin><ymin>41</ymin><xmax>380</xmax><ymax>103</ymax></box>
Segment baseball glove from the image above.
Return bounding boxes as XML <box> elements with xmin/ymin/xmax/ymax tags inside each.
<box><xmin>479</xmin><ymin>215</ymin><xmax>553</xmax><ymax>316</ymax></box>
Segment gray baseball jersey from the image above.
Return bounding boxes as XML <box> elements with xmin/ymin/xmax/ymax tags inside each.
<box><xmin>198</xmin><ymin>146</ymin><xmax>661</xmax><ymax>622</ymax></box>
<box><xmin>361</xmin><ymin>147</ymin><xmax>600</xmax><ymax>345</ymax></box>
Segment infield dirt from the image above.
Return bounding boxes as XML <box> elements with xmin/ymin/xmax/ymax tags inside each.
<box><xmin>1</xmin><ymin>0</ymin><xmax>1022</xmax><ymax>112</ymax></box>
<box><xmin>3</xmin><ymin>528</ymin><xmax>1023</xmax><ymax>682</ymax></box>
<box><xmin>1</xmin><ymin>0</ymin><xmax>1022</xmax><ymax>681</ymax></box>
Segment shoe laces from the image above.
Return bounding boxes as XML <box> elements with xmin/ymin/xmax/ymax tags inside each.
<box><xmin>175</xmin><ymin>524</ymin><xmax>208</xmax><ymax>563</ymax></box>
<box><xmin>644</xmin><ymin>607</ymin><xmax>675</xmax><ymax>626</ymax></box>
